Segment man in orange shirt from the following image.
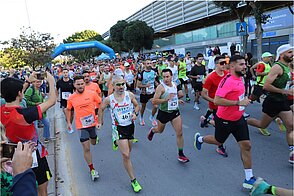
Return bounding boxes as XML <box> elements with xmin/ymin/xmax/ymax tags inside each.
<box><xmin>83</xmin><ymin>70</ymin><xmax>101</xmax><ymax>97</ymax></box>
<box><xmin>66</xmin><ymin>75</ymin><xmax>102</xmax><ymax>181</ymax></box>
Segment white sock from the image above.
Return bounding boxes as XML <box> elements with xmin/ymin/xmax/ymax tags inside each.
<box><xmin>198</xmin><ymin>136</ymin><xmax>204</xmax><ymax>143</ymax></box>
<box><xmin>244</xmin><ymin>169</ymin><xmax>253</xmax><ymax>181</ymax></box>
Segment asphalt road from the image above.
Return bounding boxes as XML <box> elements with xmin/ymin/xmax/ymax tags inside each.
<box><xmin>56</xmin><ymin>91</ymin><xmax>293</xmax><ymax>196</ymax></box>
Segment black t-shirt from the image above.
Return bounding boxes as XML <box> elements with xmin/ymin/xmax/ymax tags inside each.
<box><xmin>56</xmin><ymin>79</ymin><xmax>74</xmax><ymax>105</ymax></box>
<box><xmin>190</xmin><ymin>65</ymin><xmax>206</xmax><ymax>85</ymax></box>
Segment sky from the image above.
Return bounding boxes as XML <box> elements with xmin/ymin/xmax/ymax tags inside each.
<box><xmin>0</xmin><ymin>0</ymin><xmax>154</xmax><ymax>44</ymax></box>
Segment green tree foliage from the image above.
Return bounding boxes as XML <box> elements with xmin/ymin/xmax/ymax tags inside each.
<box><xmin>2</xmin><ymin>28</ymin><xmax>55</xmax><ymax>69</ymax></box>
<box><xmin>110</xmin><ymin>20</ymin><xmax>154</xmax><ymax>53</ymax></box>
<box><xmin>63</xmin><ymin>30</ymin><xmax>103</xmax><ymax>61</ymax></box>
<box><xmin>0</xmin><ymin>47</ymin><xmax>26</xmax><ymax>68</ymax></box>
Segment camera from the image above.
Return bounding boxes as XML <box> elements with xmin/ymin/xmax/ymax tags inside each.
<box><xmin>2</xmin><ymin>142</ymin><xmax>17</xmax><ymax>158</ymax></box>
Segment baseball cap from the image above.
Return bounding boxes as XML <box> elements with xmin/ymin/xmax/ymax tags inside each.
<box><xmin>124</xmin><ymin>62</ymin><xmax>130</xmax><ymax>67</ymax></box>
<box><xmin>275</xmin><ymin>44</ymin><xmax>294</xmax><ymax>61</ymax></box>
<box><xmin>261</xmin><ymin>52</ymin><xmax>273</xmax><ymax>58</ymax></box>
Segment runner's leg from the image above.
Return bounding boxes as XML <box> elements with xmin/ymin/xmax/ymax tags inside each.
<box><xmin>117</xmin><ymin>139</ymin><xmax>135</xmax><ymax>180</ymax></box>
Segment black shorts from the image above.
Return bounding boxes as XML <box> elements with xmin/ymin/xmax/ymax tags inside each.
<box><xmin>262</xmin><ymin>97</ymin><xmax>291</xmax><ymax>118</ymax></box>
<box><xmin>179</xmin><ymin>78</ymin><xmax>188</xmax><ymax>85</ymax></box>
<box><xmin>116</xmin><ymin>123</ymin><xmax>135</xmax><ymax>140</ymax></box>
<box><xmin>288</xmin><ymin>99</ymin><xmax>293</xmax><ymax>106</ymax></box>
<box><xmin>157</xmin><ymin>109</ymin><xmax>180</xmax><ymax>124</ymax></box>
<box><xmin>126</xmin><ymin>83</ymin><xmax>135</xmax><ymax>91</ymax></box>
<box><xmin>214</xmin><ymin>115</ymin><xmax>250</xmax><ymax>144</ymax></box>
<box><xmin>60</xmin><ymin>100</ymin><xmax>68</xmax><ymax>108</ymax></box>
<box><xmin>32</xmin><ymin>150</ymin><xmax>52</xmax><ymax>186</ymax></box>
<box><xmin>252</xmin><ymin>85</ymin><xmax>267</xmax><ymax>98</ymax></box>
<box><xmin>79</xmin><ymin>126</ymin><xmax>97</xmax><ymax>142</ymax></box>
<box><xmin>140</xmin><ymin>93</ymin><xmax>154</xmax><ymax>103</ymax></box>
<box><xmin>193</xmin><ymin>82</ymin><xmax>203</xmax><ymax>92</ymax></box>
<box><xmin>102</xmin><ymin>90</ymin><xmax>108</xmax><ymax>97</ymax></box>
<box><xmin>177</xmin><ymin>84</ymin><xmax>182</xmax><ymax>91</ymax></box>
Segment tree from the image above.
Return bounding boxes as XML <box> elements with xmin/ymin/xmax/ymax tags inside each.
<box><xmin>8</xmin><ymin>27</ymin><xmax>55</xmax><ymax>70</ymax></box>
<box><xmin>214</xmin><ymin>1</ymin><xmax>251</xmax><ymax>54</ymax></box>
<box><xmin>110</xmin><ymin>20</ymin><xmax>129</xmax><ymax>52</ymax></box>
<box><xmin>0</xmin><ymin>47</ymin><xmax>26</xmax><ymax>68</ymax></box>
<box><xmin>63</xmin><ymin>30</ymin><xmax>103</xmax><ymax>61</ymax></box>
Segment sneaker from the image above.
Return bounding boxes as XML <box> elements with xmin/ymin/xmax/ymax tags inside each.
<box><xmin>131</xmin><ymin>179</ymin><xmax>142</xmax><ymax>193</ymax></box>
<box><xmin>250</xmin><ymin>177</ymin><xmax>270</xmax><ymax>196</ymax></box>
<box><xmin>178</xmin><ymin>155</ymin><xmax>190</xmax><ymax>163</ymax></box>
<box><xmin>67</xmin><ymin>129</ymin><xmax>74</xmax><ymax>134</ymax></box>
<box><xmin>132</xmin><ymin>138</ymin><xmax>139</xmax><ymax>143</ymax></box>
<box><xmin>194</xmin><ymin>132</ymin><xmax>202</xmax><ymax>150</ymax></box>
<box><xmin>193</xmin><ymin>103</ymin><xmax>200</xmax><ymax>110</ymax></box>
<box><xmin>149</xmin><ymin>115</ymin><xmax>157</xmax><ymax>126</ymax></box>
<box><xmin>91</xmin><ymin>169</ymin><xmax>99</xmax><ymax>181</ymax></box>
<box><xmin>258</xmin><ymin>128</ymin><xmax>271</xmax><ymax>136</ymax></box>
<box><xmin>289</xmin><ymin>151</ymin><xmax>294</xmax><ymax>164</ymax></box>
<box><xmin>199</xmin><ymin>116</ymin><xmax>206</xmax><ymax>128</ymax></box>
<box><xmin>243</xmin><ymin>112</ymin><xmax>250</xmax><ymax>119</ymax></box>
<box><xmin>96</xmin><ymin>136</ymin><xmax>99</xmax><ymax>144</ymax></box>
<box><xmin>186</xmin><ymin>97</ymin><xmax>191</xmax><ymax>102</ymax></box>
<box><xmin>139</xmin><ymin>119</ymin><xmax>145</xmax><ymax>126</ymax></box>
<box><xmin>243</xmin><ymin>176</ymin><xmax>257</xmax><ymax>189</ymax></box>
<box><xmin>216</xmin><ymin>146</ymin><xmax>228</xmax><ymax>157</ymax></box>
<box><xmin>44</xmin><ymin>138</ymin><xmax>49</xmax><ymax>144</ymax></box>
<box><xmin>275</xmin><ymin>118</ymin><xmax>286</xmax><ymax>132</ymax></box>
<box><xmin>147</xmin><ymin>128</ymin><xmax>155</xmax><ymax>141</ymax></box>
<box><xmin>112</xmin><ymin>141</ymin><xmax>118</xmax><ymax>151</ymax></box>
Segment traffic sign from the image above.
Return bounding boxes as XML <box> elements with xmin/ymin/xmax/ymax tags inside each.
<box><xmin>236</xmin><ymin>22</ymin><xmax>247</xmax><ymax>36</ymax></box>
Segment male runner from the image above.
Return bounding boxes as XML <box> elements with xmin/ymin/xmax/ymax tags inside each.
<box><xmin>147</xmin><ymin>69</ymin><xmax>189</xmax><ymax>163</ymax></box>
<box><xmin>56</xmin><ymin>68</ymin><xmax>74</xmax><ymax>133</ymax></box>
<box><xmin>124</xmin><ymin>62</ymin><xmax>135</xmax><ymax>92</ymax></box>
<box><xmin>194</xmin><ymin>55</ymin><xmax>257</xmax><ymax>189</ymax></box>
<box><xmin>99</xmin><ymin>65</ymin><xmax>111</xmax><ymax>98</ymax></box>
<box><xmin>137</xmin><ymin>60</ymin><xmax>158</xmax><ymax>126</ymax></box>
<box><xmin>247</xmin><ymin>44</ymin><xmax>294</xmax><ymax>164</ymax></box>
<box><xmin>178</xmin><ymin>57</ymin><xmax>190</xmax><ymax>101</ymax></box>
<box><xmin>98</xmin><ymin>75</ymin><xmax>142</xmax><ymax>193</ymax></box>
<box><xmin>83</xmin><ymin>70</ymin><xmax>101</xmax><ymax>97</ymax></box>
<box><xmin>66</xmin><ymin>75</ymin><xmax>101</xmax><ymax>181</ymax></box>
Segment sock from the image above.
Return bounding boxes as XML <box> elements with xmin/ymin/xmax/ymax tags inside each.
<box><xmin>186</xmin><ymin>94</ymin><xmax>189</xmax><ymax>98</ymax></box>
<box><xmin>89</xmin><ymin>164</ymin><xmax>94</xmax><ymax>172</ymax></box>
<box><xmin>244</xmin><ymin>169</ymin><xmax>253</xmax><ymax>181</ymax></box>
<box><xmin>178</xmin><ymin>148</ymin><xmax>184</xmax><ymax>156</ymax></box>
<box><xmin>289</xmin><ymin>146</ymin><xmax>294</xmax><ymax>151</ymax></box>
<box><xmin>218</xmin><ymin>144</ymin><xmax>223</xmax><ymax>148</ymax></box>
<box><xmin>131</xmin><ymin>178</ymin><xmax>136</xmax><ymax>183</ymax></box>
<box><xmin>266</xmin><ymin>186</ymin><xmax>276</xmax><ymax>195</ymax></box>
<box><xmin>204</xmin><ymin>110</ymin><xmax>213</xmax><ymax>119</ymax></box>
<box><xmin>198</xmin><ymin>136</ymin><xmax>204</xmax><ymax>143</ymax></box>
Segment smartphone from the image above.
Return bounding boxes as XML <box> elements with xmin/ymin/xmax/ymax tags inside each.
<box><xmin>2</xmin><ymin>143</ymin><xmax>17</xmax><ymax>158</ymax></box>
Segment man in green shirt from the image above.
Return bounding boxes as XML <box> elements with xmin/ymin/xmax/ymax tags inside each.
<box><xmin>177</xmin><ymin>57</ymin><xmax>190</xmax><ymax>101</ymax></box>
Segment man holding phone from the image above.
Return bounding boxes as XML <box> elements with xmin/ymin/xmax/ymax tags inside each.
<box><xmin>1</xmin><ymin>71</ymin><xmax>56</xmax><ymax>196</ymax></box>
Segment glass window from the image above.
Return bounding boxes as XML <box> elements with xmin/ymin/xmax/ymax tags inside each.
<box><xmin>175</xmin><ymin>32</ymin><xmax>192</xmax><ymax>45</ymax></box>
<box><xmin>217</xmin><ymin>21</ymin><xmax>237</xmax><ymax>38</ymax></box>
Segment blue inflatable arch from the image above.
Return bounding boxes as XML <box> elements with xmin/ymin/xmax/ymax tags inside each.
<box><xmin>52</xmin><ymin>41</ymin><xmax>115</xmax><ymax>59</ymax></box>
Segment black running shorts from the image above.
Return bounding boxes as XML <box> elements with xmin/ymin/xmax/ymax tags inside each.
<box><xmin>262</xmin><ymin>96</ymin><xmax>291</xmax><ymax>118</ymax></box>
<box><xmin>79</xmin><ymin>126</ymin><xmax>97</xmax><ymax>142</ymax></box>
<box><xmin>140</xmin><ymin>93</ymin><xmax>154</xmax><ymax>103</ymax></box>
<box><xmin>214</xmin><ymin>115</ymin><xmax>250</xmax><ymax>144</ymax></box>
<box><xmin>32</xmin><ymin>150</ymin><xmax>52</xmax><ymax>186</ymax></box>
<box><xmin>116</xmin><ymin>123</ymin><xmax>135</xmax><ymax>140</ymax></box>
<box><xmin>156</xmin><ymin>109</ymin><xmax>180</xmax><ymax>124</ymax></box>
<box><xmin>193</xmin><ymin>82</ymin><xmax>203</xmax><ymax>92</ymax></box>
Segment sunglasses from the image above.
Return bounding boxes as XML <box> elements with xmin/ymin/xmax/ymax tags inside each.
<box><xmin>219</xmin><ymin>61</ymin><xmax>226</xmax><ymax>65</ymax></box>
<box><xmin>115</xmin><ymin>82</ymin><xmax>125</xmax><ymax>86</ymax></box>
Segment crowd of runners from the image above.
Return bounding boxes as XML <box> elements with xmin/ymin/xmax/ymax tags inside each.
<box><xmin>0</xmin><ymin>44</ymin><xmax>293</xmax><ymax>195</ymax></box>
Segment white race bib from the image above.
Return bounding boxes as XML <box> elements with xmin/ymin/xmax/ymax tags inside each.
<box><xmin>31</xmin><ymin>151</ymin><xmax>38</xmax><ymax>168</ymax></box>
<box><xmin>239</xmin><ymin>94</ymin><xmax>245</xmax><ymax>111</ymax></box>
<box><xmin>182</xmin><ymin>76</ymin><xmax>189</xmax><ymax>81</ymax></box>
<box><xmin>146</xmin><ymin>84</ymin><xmax>155</xmax><ymax>94</ymax></box>
<box><xmin>80</xmin><ymin>114</ymin><xmax>95</xmax><ymax>128</ymax></box>
<box><xmin>168</xmin><ymin>94</ymin><xmax>178</xmax><ymax>110</ymax></box>
<box><xmin>62</xmin><ymin>92</ymin><xmax>71</xmax><ymax>100</ymax></box>
<box><xmin>196</xmin><ymin>75</ymin><xmax>204</xmax><ymax>82</ymax></box>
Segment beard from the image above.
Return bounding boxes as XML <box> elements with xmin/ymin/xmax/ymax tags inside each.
<box><xmin>235</xmin><ymin>70</ymin><xmax>245</xmax><ymax>77</ymax></box>
<box><xmin>77</xmin><ymin>88</ymin><xmax>84</xmax><ymax>93</ymax></box>
<box><xmin>283</xmin><ymin>55</ymin><xmax>293</xmax><ymax>63</ymax></box>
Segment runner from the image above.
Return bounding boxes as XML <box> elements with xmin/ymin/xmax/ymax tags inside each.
<box><xmin>167</xmin><ymin>57</ymin><xmax>182</xmax><ymax>95</ymax></box>
<box><xmin>178</xmin><ymin>57</ymin><xmax>191</xmax><ymax>101</ymax></box>
<box><xmin>83</xmin><ymin>70</ymin><xmax>101</xmax><ymax>97</ymax></box>
<box><xmin>99</xmin><ymin>65</ymin><xmax>111</xmax><ymax>98</ymax></box>
<box><xmin>189</xmin><ymin>53</ymin><xmax>206</xmax><ymax>110</ymax></box>
<box><xmin>97</xmin><ymin>75</ymin><xmax>142</xmax><ymax>193</ymax></box>
<box><xmin>147</xmin><ymin>69</ymin><xmax>189</xmax><ymax>163</ymax></box>
<box><xmin>124</xmin><ymin>62</ymin><xmax>135</xmax><ymax>92</ymax></box>
<box><xmin>56</xmin><ymin>68</ymin><xmax>75</xmax><ymax>133</ymax></box>
<box><xmin>247</xmin><ymin>44</ymin><xmax>293</xmax><ymax>164</ymax></box>
<box><xmin>66</xmin><ymin>75</ymin><xmax>101</xmax><ymax>181</ymax></box>
<box><xmin>194</xmin><ymin>55</ymin><xmax>257</xmax><ymax>189</ymax></box>
<box><xmin>137</xmin><ymin>59</ymin><xmax>158</xmax><ymax>126</ymax></box>
<box><xmin>1</xmin><ymin>72</ymin><xmax>56</xmax><ymax>196</ymax></box>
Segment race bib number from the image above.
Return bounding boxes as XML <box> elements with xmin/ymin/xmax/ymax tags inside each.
<box><xmin>196</xmin><ymin>75</ymin><xmax>204</xmax><ymax>82</ymax></box>
<box><xmin>91</xmin><ymin>76</ymin><xmax>96</xmax><ymax>80</ymax></box>
<box><xmin>182</xmin><ymin>76</ymin><xmax>189</xmax><ymax>81</ymax></box>
<box><xmin>80</xmin><ymin>114</ymin><xmax>95</xmax><ymax>128</ymax></box>
<box><xmin>285</xmin><ymin>81</ymin><xmax>292</xmax><ymax>90</ymax></box>
<box><xmin>239</xmin><ymin>94</ymin><xmax>245</xmax><ymax>111</ymax></box>
<box><xmin>62</xmin><ymin>92</ymin><xmax>71</xmax><ymax>100</ymax></box>
<box><xmin>31</xmin><ymin>151</ymin><xmax>38</xmax><ymax>168</ymax></box>
<box><xmin>146</xmin><ymin>84</ymin><xmax>155</xmax><ymax>94</ymax></box>
<box><xmin>127</xmin><ymin>80</ymin><xmax>133</xmax><ymax>85</ymax></box>
<box><xmin>117</xmin><ymin>106</ymin><xmax>132</xmax><ymax>124</ymax></box>
<box><xmin>168</xmin><ymin>94</ymin><xmax>178</xmax><ymax>111</ymax></box>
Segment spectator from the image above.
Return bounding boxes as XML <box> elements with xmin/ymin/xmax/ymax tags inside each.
<box><xmin>230</xmin><ymin>43</ymin><xmax>236</xmax><ymax>56</ymax></box>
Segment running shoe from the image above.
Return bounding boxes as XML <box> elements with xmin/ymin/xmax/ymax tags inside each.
<box><xmin>131</xmin><ymin>179</ymin><xmax>142</xmax><ymax>193</ymax></box>
<box><xmin>96</xmin><ymin>136</ymin><xmax>99</xmax><ymax>144</ymax></box>
<box><xmin>139</xmin><ymin>119</ymin><xmax>145</xmax><ymax>126</ymax></box>
<box><xmin>112</xmin><ymin>141</ymin><xmax>118</xmax><ymax>151</ymax></box>
<box><xmin>258</xmin><ymin>128</ymin><xmax>271</xmax><ymax>136</ymax></box>
<box><xmin>194</xmin><ymin>132</ymin><xmax>202</xmax><ymax>150</ymax></box>
<box><xmin>275</xmin><ymin>118</ymin><xmax>286</xmax><ymax>132</ymax></box>
<box><xmin>243</xmin><ymin>112</ymin><xmax>250</xmax><ymax>119</ymax></box>
<box><xmin>193</xmin><ymin>103</ymin><xmax>200</xmax><ymax>110</ymax></box>
<box><xmin>132</xmin><ymin>138</ymin><xmax>139</xmax><ymax>143</ymax></box>
<box><xmin>67</xmin><ymin>129</ymin><xmax>74</xmax><ymax>134</ymax></box>
<box><xmin>91</xmin><ymin>169</ymin><xmax>99</xmax><ymax>181</ymax></box>
<box><xmin>289</xmin><ymin>150</ymin><xmax>294</xmax><ymax>164</ymax></box>
<box><xmin>178</xmin><ymin>155</ymin><xmax>190</xmax><ymax>163</ymax></box>
<box><xmin>199</xmin><ymin>116</ymin><xmax>206</xmax><ymax>128</ymax></box>
<box><xmin>186</xmin><ymin>97</ymin><xmax>191</xmax><ymax>102</ymax></box>
<box><xmin>250</xmin><ymin>177</ymin><xmax>270</xmax><ymax>196</ymax></box>
<box><xmin>216</xmin><ymin>146</ymin><xmax>228</xmax><ymax>157</ymax></box>
<box><xmin>149</xmin><ymin>115</ymin><xmax>157</xmax><ymax>126</ymax></box>
<box><xmin>147</xmin><ymin>128</ymin><xmax>155</xmax><ymax>141</ymax></box>
<box><xmin>243</xmin><ymin>176</ymin><xmax>257</xmax><ymax>189</ymax></box>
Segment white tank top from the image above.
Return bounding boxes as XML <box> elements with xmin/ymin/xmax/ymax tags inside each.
<box><xmin>109</xmin><ymin>91</ymin><xmax>133</xmax><ymax>126</ymax></box>
<box><xmin>124</xmin><ymin>70</ymin><xmax>134</xmax><ymax>84</ymax></box>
